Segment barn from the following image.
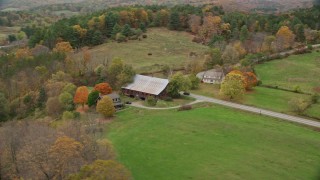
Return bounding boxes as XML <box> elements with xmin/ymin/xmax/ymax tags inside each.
<box><xmin>122</xmin><ymin>75</ymin><xmax>169</xmax><ymax>99</ymax></box>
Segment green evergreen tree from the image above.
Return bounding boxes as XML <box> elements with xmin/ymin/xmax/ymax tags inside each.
<box><xmin>111</xmin><ymin>23</ymin><xmax>122</xmax><ymax>38</ymax></box>
<box><xmin>140</xmin><ymin>23</ymin><xmax>147</xmax><ymax>33</ymax></box>
<box><xmin>91</xmin><ymin>30</ymin><xmax>103</xmax><ymax>45</ymax></box>
<box><xmin>88</xmin><ymin>90</ymin><xmax>100</xmax><ymax>107</ymax></box>
<box><xmin>240</xmin><ymin>25</ymin><xmax>249</xmax><ymax>42</ymax></box>
<box><xmin>295</xmin><ymin>24</ymin><xmax>305</xmax><ymax>42</ymax></box>
<box><xmin>105</xmin><ymin>12</ymin><xmax>119</xmax><ymax>37</ymax></box>
<box><xmin>168</xmin><ymin>11</ymin><xmax>180</xmax><ymax>30</ymax></box>
<box><xmin>122</xmin><ymin>24</ymin><xmax>132</xmax><ymax>37</ymax></box>
<box><xmin>37</xmin><ymin>87</ymin><xmax>47</xmax><ymax>108</ymax></box>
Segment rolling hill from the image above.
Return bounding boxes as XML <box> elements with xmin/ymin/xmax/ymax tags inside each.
<box><xmin>0</xmin><ymin>0</ymin><xmax>314</xmax><ymax>12</ymax></box>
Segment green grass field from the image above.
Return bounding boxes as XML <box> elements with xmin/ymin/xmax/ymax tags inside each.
<box><xmin>255</xmin><ymin>51</ymin><xmax>320</xmax><ymax>93</ymax></box>
<box><xmin>243</xmin><ymin>87</ymin><xmax>311</xmax><ymax>114</ymax></box>
<box><xmin>107</xmin><ymin>106</ymin><xmax>320</xmax><ymax>179</ymax></box>
<box><xmin>73</xmin><ymin>28</ymin><xmax>208</xmax><ymax>73</ymax></box>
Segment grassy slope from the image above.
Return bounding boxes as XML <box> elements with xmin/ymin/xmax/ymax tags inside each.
<box><xmin>73</xmin><ymin>28</ymin><xmax>208</xmax><ymax>73</ymax></box>
<box><xmin>255</xmin><ymin>51</ymin><xmax>320</xmax><ymax>93</ymax></box>
<box><xmin>107</xmin><ymin>106</ymin><xmax>320</xmax><ymax>180</ymax></box>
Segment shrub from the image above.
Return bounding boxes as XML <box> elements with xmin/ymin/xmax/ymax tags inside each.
<box><xmin>62</xmin><ymin>111</ymin><xmax>75</xmax><ymax>120</ymax></box>
<box><xmin>142</xmin><ymin>34</ymin><xmax>147</xmax><ymax>38</ymax></box>
<box><xmin>116</xmin><ymin>33</ymin><xmax>126</xmax><ymax>42</ymax></box>
<box><xmin>163</xmin><ymin>96</ymin><xmax>173</xmax><ymax>102</ymax></box>
<box><xmin>288</xmin><ymin>98</ymin><xmax>310</xmax><ymax>114</ymax></box>
<box><xmin>311</xmin><ymin>93</ymin><xmax>319</xmax><ymax>103</ymax></box>
<box><xmin>146</xmin><ymin>96</ymin><xmax>157</xmax><ymax>106</ymax></box>
<box><xmin>307</xmin><ymin>44</ymin><xmax>313</xmax><ymax>50</ymax></box>
<box><xmin>178</xmin><ymin>105</ymin><xmax>192</xmax><ymax>111</ymax></box>
<box><xmin>294</xmin><ymin>85</ymin><xmax>302</xmax><ymax>93</ymax></box>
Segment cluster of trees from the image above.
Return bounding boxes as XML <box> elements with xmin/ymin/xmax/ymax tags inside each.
<box><xmin>73</xmin><ymin>82</ymin><xmax>117</xmax><ymax>118</ymax></box>
<box><xmin>167</xmin><ymin>72</ymin><xmax>200</xmax><ymax>98</ymax></box>
<box><xmin>0</xmin><ymin>120</ymin><xmax>130</xmax><ymax>179</ymax></box>
<box><xmin>219</xmin><ymin>70</ymin><xmax>258</xmax><ymax>100</ymax></box>
<box><xmin>23</xmin><ymin>4</ymin><xmax>320</xmax><ymax>50</ymax></box>
<box><xmin>0</xmin><ymin>40</ymin><xmax>134</xmax><ymax>121</ymax></box>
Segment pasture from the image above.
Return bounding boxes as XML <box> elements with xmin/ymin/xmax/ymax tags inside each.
<box><xmin>255</xmin><ymin>51</ymin><xmax>320</xmax><ymax>93</ymax></box>
<box><xmin>107</xmin><ymin>105</ymin><xmax>320</xmax><ymax>179</ymax></box>
<box><xmin>73</xmin><ymin>28</ymin><xmax>208</xmax><ymax>73</ymax></box>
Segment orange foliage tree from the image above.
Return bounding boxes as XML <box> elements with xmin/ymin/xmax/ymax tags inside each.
<box><xmin>94</xmin><ymin>83</ymin><xmax>112</xmax><ymax>95</ymax></box>
<box><xmin>229</xmin><ymin>70</ymin><xmax>258</xmax><ymax>90</ymax></box>
<box><xmin>276</xmin><ymin>26</ymin><xmax>295</xmax><ymax>51</ymax></box>
<box><xmin>243</xmin><ymin>72</ymin><xmax>258</xmax><ymax>90</ymax></box>
<box><xmin>74</xmin><ymin>86</ymin><xmax>89</xmax><ymax>107</ymax></box>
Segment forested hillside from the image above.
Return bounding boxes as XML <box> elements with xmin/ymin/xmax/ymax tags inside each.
<box><xmin>0</xmin><ymin>0</ymin><xmax>314</xmax><ymax>12</ymax></box>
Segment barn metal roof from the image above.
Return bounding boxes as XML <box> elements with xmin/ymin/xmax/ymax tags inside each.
<box><xmin>122</xmin><ymin>75</ymin><xmax>169</xmax><ymax>95</ymax></box>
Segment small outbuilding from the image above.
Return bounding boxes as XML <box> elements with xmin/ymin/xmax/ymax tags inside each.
<box><xmin>197</xmin><ymin>68</ymin><xmax>225</xmax><ymax>84</ymax></box>
<box><xmin>122</xmin><ymin>75</ymin><xmax>169</xmax><ymax>99</ymax></box>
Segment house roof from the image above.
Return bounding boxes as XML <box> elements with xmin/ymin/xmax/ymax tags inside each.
<box><xmin>197</xmin><ymin>69</ymin><xmax>225</xmax><ymax>80</ymax></box>
<box><xmin>122</xmin><ymin>75</ymin><xmax>169</xmax><ymax>95</ymax></box>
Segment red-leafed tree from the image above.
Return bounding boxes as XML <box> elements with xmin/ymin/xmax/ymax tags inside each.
<box><xmin>94</xmin><ymin>83</ymin><xmax>112</xmax><ymax>95</ymax></box>
<box><xmin>74</xmin><ymin>86</ymin><xmax>89</xmax><ymax>107</ymax></box>
<box><xmin>243</xmin><ymin>72</ymin><xmax>258</xmax><ymax>90</ymax></box>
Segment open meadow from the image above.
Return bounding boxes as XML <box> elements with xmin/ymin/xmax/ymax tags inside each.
<box><xmin>73</xmin><ymin>28</ymin><xmax>208</xmax><ymax>73</ymax></box>
<box><xmin>107</xmin><ymin>105</ymin><xmax>320</xmax><ymax>179</ymax></box>
<box><xmin>255</xmin><ymin>51</ymin><xmax>320</xmax><ymax>93</ymax></box>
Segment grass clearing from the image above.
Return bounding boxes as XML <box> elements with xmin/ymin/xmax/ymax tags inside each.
<box><xmin>0</xmin><ymin>26</ymin><xmax>20</xmax><ymax>41</ymax></box>
<box><xmin>107</xmin><ymin>106</ymin><xmax>320</xmax><ymax>179</ymax></box>
<box><xmin>143</xmin><ymin>95</ymin><xmax>195</xmax><ymax>108</ymax></box>
<box><xmin>73</xmin><ymin>28</ymin><xmax>208</xmax><ymax>73</ymax></box>
<box><xmin>242</xmin><ymin>86</ymin><xmax>310</xmax><ymax>114</ymax></box>
<box><xmin>255</xmin><ymin>51</ymin><xmax>320</xmax><ymax>93</ymax></box>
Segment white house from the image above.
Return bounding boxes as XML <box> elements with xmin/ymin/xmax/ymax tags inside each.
<box><xmin>196</xmin><ymin>68</ymin><xmax>225</xmax><ymax>84</ymax></box>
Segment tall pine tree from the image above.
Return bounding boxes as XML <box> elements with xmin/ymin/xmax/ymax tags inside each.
<box><xmin>169</xmin><ymin>11</ymin><xmax>180</xmax><ymax>30</ymax></box>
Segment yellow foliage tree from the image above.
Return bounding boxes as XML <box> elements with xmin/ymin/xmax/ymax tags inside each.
<box><xmin>219</xmin><ymin>72</ymin><xmax>245</xmax><ymax>100</ymax></box>
<box><xmin>276</xmin><ymin>26</ymin><xmax>295</xmax><ymax>51</ymax></box>
<box><xmin>233</xmin><ymin>41</ymin><xmax>247</xmax><ymax>58</ymax></box>
<box><xmin>53</xmin><ymin>41</ymin><xmax>73</xmax><ymax>53</ymax></box>
<box><xmin>96</xmin><ymin>96</ymin><xmax>116</xmax><ymax>118</ymax></box>
<box><xmin>73</xmin><ymin>25</ymin><xmax>87</xmax><ymax>38</ymax></box>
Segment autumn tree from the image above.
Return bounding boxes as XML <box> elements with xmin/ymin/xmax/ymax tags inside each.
<box><xmin>188</xmin><ymin>14</ymin><xmax>201</xmax><ymax>34</ymax></box>
<box><xmin>243</xmin><ymin>72</ymin><xmax>258</xmax><ymax>90</ymax></box>
<box><xmin>49</xmin><ymin>136</ymin><xmax>83</xmax><ymax>179</ymax></box>
<box><xmin>107</xmin><ymin>58</ymin><xmax>135</xmax><ymax>89</ymax></box>
<box><xmin>46</xmin><ymin>97</ymin><xmax>63</xmax><ymax>117</ymax></box>
<box><xmin>219</xmin><ymin>72</ymin><xmax>245</xmax><ymax>100</ymax></box>
<box><xmin>233</xmin><ymin>41</ymin><xmax>247</xmax><ymax>58</ymax></box>
<box><xmin>275</xmin><ymin>26</ymin><xmax>295</xmax><ymax>51</ymax></box>
<box><xmin>15</xmin><ymin>47</ymin><xmax>33</xmax><ymax>59</ymax></box>
<box><xmin>53</xmin><ymin>41</ymin><xmax>73</xmax><ymax>53</ymax></box>
<box><xmin>262</xmin><ymin>35</ymin><xmax>276</xmax><ymax>53</ymax></box>
<box><xmin>94</xmin><ymin>83</ymin><xmax>112</xmax><ymax>95</ymax></box>
<box><xmin>73</xmin><ymin>86</ymin><xmax>89</xmax><ymax>108</ymax></box>
<box><xmin>69</xmin><ymin>160</ymin><xmax>131</xmax><ymax>180</ymax></box>
<box><xmin>59</xmin><ymin>92</ymin><xmax>74</xmax><ymax>111</ymax></box>
<box><xmin>96</xmin><ymin>96</ymin><xmax>116</xmax><ymax>118</ymax></box>
<box><xmin>222</xmin><ymin>45</ymin><xmax>240</xmax><ymax>65</ymax></box>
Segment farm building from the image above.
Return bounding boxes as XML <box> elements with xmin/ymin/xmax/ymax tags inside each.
<box><xmin>122</xmin><ymin>75</ymin><xmax>169</xmax><ymax>99</ymax></box>
<box><xmin>197</xmin><ymin>68</ymin><xmax>225</xmax><ymax>84</ymax></box>
<box><xmin>98</xmin><ymin>93</ymin><xmax>124</xmax><ymax>109</ymax></box>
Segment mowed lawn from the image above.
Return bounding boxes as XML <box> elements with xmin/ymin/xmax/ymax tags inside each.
<box><xmin>107</xmin><ymin>106</ymin><xmax>320</xmax><ymax>179</ymax></box>
<box><xmin>73</xmin><ymin>28</ymin><xmax>208</xmax><ymax>73</ymax></box>
<box><xmin>255</xmin><ymin>51</ymin><xmax>320</xmax><ymax>93</ymax></box>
